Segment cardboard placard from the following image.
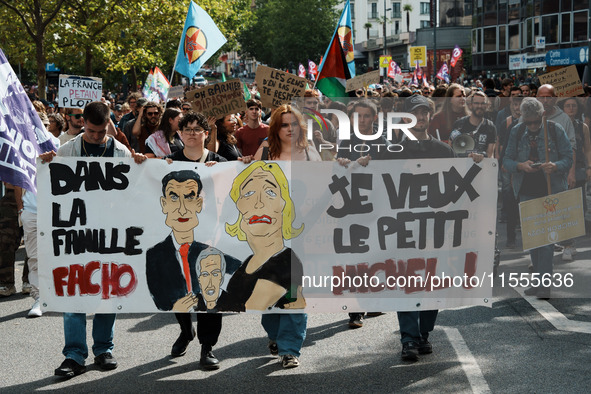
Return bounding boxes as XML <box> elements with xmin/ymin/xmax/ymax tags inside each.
<box><xmin>167</xmin><ymin>85</ymin><xmax>185</xmax><ymax>100</ymax></box>
<box><xmin>538</xmin><ymin>65</ymin><xmax>584</xmax><ymax>97</ymax></box>
<box><xmin>185</xmin><ymin>79</ymin><xmax>247</xmax><ymax>119</ymax></box>
<box><xmin>58</xmin><ymin>75</ymin><xmax>102</xmax><ymax>109</ymax></box>
<box><xmin>346</xmin><ymin>70</ymin><xmax>380</xmax><ymax>92</ymax></box>
<box><xmin>254</xmin><ymin>65</ymin><xmax>308</xmax><ymax>108</ymax></box>
<box><xmin>519</xmin><ymin>188</ymin><xmax>585</xmax><ymax>251</ymax></box>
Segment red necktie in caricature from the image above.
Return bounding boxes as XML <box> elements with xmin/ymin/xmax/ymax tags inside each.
<box><xmin>179</xmin><ymin>243</ymin><xmax>192</xmax><ymax>293</ymax></box>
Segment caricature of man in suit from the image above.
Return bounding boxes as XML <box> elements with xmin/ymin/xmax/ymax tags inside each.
<box><xmin>146</xmin><ymin>170</ymin><xmax>240</xmax><ymax>370</ymax></box>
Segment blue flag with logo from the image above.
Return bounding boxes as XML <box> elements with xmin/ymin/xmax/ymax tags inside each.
<box><xmin>0</xmin><ymin>49</ymin><xmax>56</xmax><ymax>193</ymax></box>
<box><xmin>173</xmin><ymin>1</ymin><xmax>227</xmax><ymax>80</ymax></box>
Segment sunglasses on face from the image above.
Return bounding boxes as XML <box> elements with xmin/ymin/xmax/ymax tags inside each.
<box><xmin>146</xmin><ymin>112</ymin><xmax>160</xmax><ymax>117</ymax></box>
<box><xmin>68</xmin><ymin>114</ymin><xmax>83</xmax><ymax>119</ymax></box>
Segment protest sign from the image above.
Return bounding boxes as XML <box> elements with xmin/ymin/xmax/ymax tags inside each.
<box><xmin>519</xmin><ymin>189</ymin><xmax>585</xmax><ymax>251</ymax></box>
<box><xmin>58</xmin><ymin>75</ymin><xmax>103</xmax><ymax>109</ymax></box>
<box><xmin>37</xmin><ymin>158</ymin><xmax>497</xmax><ymax>314</ymax></box>
<box><xmin>346</xmin><ymin>70</ymin><xmax>380</xmax><ymax>92</ymax></box>
<box><xmin>167</xmin><ymin>85</ymin><xmax>185</xmax><ymax>100</ymax></box>
<box><xmin>538</xmin><ymin>65</ymin><xmax>584</xmax><ymax>97</ymax></box>
<box><xmin>185</xmin><ymin>79</ymin><xmax>246</xmax><ymax>119</ymax></box>
<box><xmin>254</xmin><ymin>65</ymin><xmax>308</xmax><ymax>108</ymax></box>
<box><xmin>409</xmin><ymin>46</ymin><xmax>427</xmax><ymax>67</ymax></box>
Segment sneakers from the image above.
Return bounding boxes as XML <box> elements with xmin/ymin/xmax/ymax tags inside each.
<box><xmin>268</xmin><ymin>340</ymin><xmax>278</xmax><ymax>356</ymax></box>
<box><xmin>348</xmin><ymin>313</ymin><xmax>364</xmax><ymax>329</ymax></box>
<box><xmin>281</xmin><ymin>354</ymin><xmax>300</xmax><ymax>368</ymax></box>
<box><xmin>55</xmin><ymin>358</ymin><xmax>86</xmax><ymax>378</ymax></box>
<box><xmin>401</xmin><ymin>341</ymin><xmax>419</xmax><ymax>361</ymax></box>
<box><xmin>22</xmin><ymin>282</ymin><xmax>32</xmax><ymax>294</ymax></box>
<box><xmin>418</xmin><ymin>338</ymin><xmax>432</xmax><ymax>354</ymax></box>
<box><xmin>0</xmin><ymin>284</ymin><xmax>16</xmax><ymax>297</ymax></box>
<box><xmin>562</xmin><ymin>246</ymin><xmax>576</xmax><ymax>261</ymax></box>
<box><xmin>27</xmin><ymin>299</ymin><xmax>42</xmax><ymax>318</ymax></box>
<box><xmin>94</xmin><ymin>352</ymin><xmax>118</xmax><ymax>370</ymax></box>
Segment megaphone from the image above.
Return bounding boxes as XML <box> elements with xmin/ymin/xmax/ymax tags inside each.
<box><xmin>452</xmin><ymin>134</ymin><xmax>475</xmax><ymax>154</ymax></box>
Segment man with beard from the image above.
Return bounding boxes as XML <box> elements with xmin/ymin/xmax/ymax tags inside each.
<box><xmin>449</xmin><ymin>91</ymin><xmax>497</xmax><ymax>158</ymax></box>
<box><xmin>58</xmin><ymin>108</ymin><xmax>84</xmax><ymax>145</ymax></box>
<box><xmin>125</xmin><ymin>101</ymin><xmax>162</xmax><ymax>153</ymax></box>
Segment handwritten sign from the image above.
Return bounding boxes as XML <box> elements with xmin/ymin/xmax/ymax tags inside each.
<box><xmin>346</xmin><ymin>70</ymin><xmax>380</xmax><ymax>92</ymax></box>
<box><xmin>58</xmin><ymin>75</ymin><xmax>102</xmax><ymax>109</ymax></box>
<box><xmin>185</xmin><ymin>79</ymin><xmax>246</xmax><ymax>119</ymax></box>
<box><xmin>167</xmin><ymin>85</ymin><xmax>185</xmax><ymax>100</ymax></box>
<box><xmin>254</xmin><ymin>65</ymin><xmax>308</xmax><ymax>108</ymax></box>
<box><xmin>519</xmin><ymin>188</ymin><xmax>585</xmax><ymax>251</ymax></box>
<box><xmin>538</xmin><ymin>65</ymin><xmax>584</xmax><ymax>97</ymax></box>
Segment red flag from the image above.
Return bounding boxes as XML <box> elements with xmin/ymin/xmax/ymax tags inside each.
<box><xmin>450</xmin><ymin>45</ymin><xmax>463</xmax><ymax>67</ymax></box>
<box><xmin>298</xmin><ymin>63</ymin><xmax>306</xmax><ymax>78</ymax></box>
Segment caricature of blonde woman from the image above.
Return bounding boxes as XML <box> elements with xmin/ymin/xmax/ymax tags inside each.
<box><xmin>224</xmin><ymin>161</ymin><xmax>306</xmax><ymax>311</ymax></box>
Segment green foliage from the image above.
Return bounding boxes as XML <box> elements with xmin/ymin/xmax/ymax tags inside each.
<box><xmin>0</xmin><ymin>0</ymin><xmax>253</xmax><ymax>90</ymax></box>
<box><xmin>239</xmin><ymin>0</ymin><xmax>341</xmax><ymax>68</ymax></box>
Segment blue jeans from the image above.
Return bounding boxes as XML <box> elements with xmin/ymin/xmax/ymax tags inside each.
<box><xmin>63</xmin><ymin>313</ymin><xmax>116</xmax><ymax>365</ymax></box>
<box><xmin>261</xmin><ymin>313</ymin><xmax>307</xmax><ymax>357</ymax></box>
<box><xmin>397</xmin><ymin>310</ymin><xmax>438</xmax><ymax>344</ymax></box>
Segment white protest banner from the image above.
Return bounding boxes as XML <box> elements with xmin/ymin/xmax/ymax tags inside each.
<box><xmin>346</xmin><ymin>70</ymin><xmax>380</xmax><ymax>92</ymax></box>
<box><xmin>254</xmin><ymin>65</ymin><xmax>308</xmax><ymax>108</ymax></box>
<box><xmin>538</xmin><ymin>65</ymin><xmax>584</xmax><ymax>97</ymax></box>
<box><xmin>185</xmin><ymin>79</ymin><xmax>247</xmax><ymax>119</ymax></box>
<box><xmin>37</xmin><ymin>158</ymin><xmax>497</xmax><ymax>314</ymax></box>
<box><xmin>519</xmin><ymin>188</ymin><xmax>585</xmax><ymax>251</ymax></box>
<box><xmin>58</xmin><ymin>74</ymin><xmax>103</xmax><ymax>109</ymax></box>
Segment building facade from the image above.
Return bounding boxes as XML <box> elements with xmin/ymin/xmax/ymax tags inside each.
<box><xmin>348</xmin><ymin>0</ymin><xmax>472</xmax><ymax>74</ymax></box>
<box><xmin>471</xmin><ymin>0</ymin><xmax>590</xmax><ymax>75</ymax></box>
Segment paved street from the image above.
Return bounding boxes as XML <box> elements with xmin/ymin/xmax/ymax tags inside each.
<box><xmin>2</xmin><ymin>214</ymin><xmax>591</xmax><ymax>393</ymax></box>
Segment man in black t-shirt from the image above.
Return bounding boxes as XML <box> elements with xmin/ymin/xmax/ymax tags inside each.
<box><xmin>449</xmin><ymin>91</ymin><xmax>497</xmax><ymax>158</ymax></box>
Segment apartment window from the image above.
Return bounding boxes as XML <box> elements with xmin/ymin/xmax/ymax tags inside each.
<box><xmin>392</xmin><ymin>2</ymin><xmax>401</xmax><ymax>18</ymax></box>
<box><xmin>573</xmin><ymin>10</ymin><xmax>589</xmax><ymax>41</ymax></box>
<box><xmin>561</xmin><ymin>0</ymin><xmax>572</xmax><ymax>11</ymax></box>
<box><xmin>508</xmin><ymin>24</ymin><xmax>519</xmax><ymax>50</ymax></box>
<box><xmin>420</xmin><ymin>20</ymin><xmax>431</xmax><ymax>28</ymax></box>
<box><xmin>369</xmin><ymin>3</ymin><xmax>378</xmax><ymax>19</ymax></box>
<box><xmin>394</xmin><ymin>20</ymin><xmax>400</xmax><ymax>34</ymax></box>
<box><xmin>420</xmin><ymin>2</ymin><xmax>430</xmax><ymax>15</ymax></box>
<box><xmin>499</xmin><ymin>25</ymin><xmax>507</xmax><ymax>50</ymax></box>
<box><xmin>542</xmin><ymin>14</ymin><xmax>558</xmax><ymax>44</ymax></box>
<box><xmin>574</xmin><ymin>0</ymin><xmax>589</xmax><ymax>11</ymax></box>
<box><xmin>351</xmin><ymin>2</ymin><xmax>355</xmax><ymax>19</ymax></box>
<box><xmin>483</xmin><ymin>27</ymin><xmax>496</xmax><ymax>52</ymax></box>
<box><xmin>561</xmin><ymin>13</ymin><xmax>571</xmax><ymax>42</ymax></box>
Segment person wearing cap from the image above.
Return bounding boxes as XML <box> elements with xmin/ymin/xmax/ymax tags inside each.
<box><xmin>396</xmin><ymin>95</ymin><xmax>455</xmax><ymax>361</ymax></box>
<box><xmin>356</xmin><ymin>95</ymin><xmax>458</xmax><ymax>361</ymax></box>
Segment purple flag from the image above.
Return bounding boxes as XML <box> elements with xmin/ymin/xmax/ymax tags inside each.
<box><xmin>0</xmin><ymin>48</ymin><xmax>56</xmax><ymax>192</ymax></box>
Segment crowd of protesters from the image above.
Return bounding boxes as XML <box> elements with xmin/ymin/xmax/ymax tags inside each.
<box><xmin>1</xmin><ymin>73</ymin><xmax>588</xmax><ymax>377</ymax></box>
